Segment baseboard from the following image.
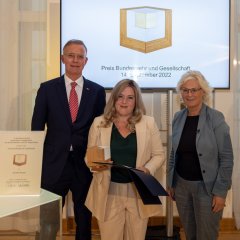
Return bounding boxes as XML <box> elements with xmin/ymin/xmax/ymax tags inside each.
<box><xmin>63</xmin><ymin>216</ymin><xmax>237</xmax><ymax>233</ymax></box>
<box><xmin>148</xmin><ymin>216</ymin><xmax>237</xmax><ymax>231</ymax></box>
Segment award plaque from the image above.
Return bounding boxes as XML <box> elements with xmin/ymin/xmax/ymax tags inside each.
<box><xmin>0</xmin><ymin>131</ymin><xmax>45</xmax><ymax>196</ymax></box>
<box><xmin>86</xmin><ymin>146</ymin><xmax>111</xmax><ymax>167</ymax></box>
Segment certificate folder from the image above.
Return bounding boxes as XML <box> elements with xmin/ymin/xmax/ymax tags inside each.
<box><xmin>93</xmin><ymin>162</ymin><xmax>168</xmax><ymax>205</ymax></box>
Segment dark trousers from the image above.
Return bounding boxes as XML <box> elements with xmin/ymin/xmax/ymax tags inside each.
<box><xmin>39</xmin><ymin>151</ymin><xmax>92</xmax><ymax>240</ymax></box>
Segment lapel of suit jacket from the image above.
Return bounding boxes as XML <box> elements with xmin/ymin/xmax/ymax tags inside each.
<box><xmin>174</xmin><ymin>109</ymin><xmax>187</xmax><ymax>151</ymax></box>
<box><xmin>56</xmin><ymin>76</ymin><xmax>72</xmax><ymax>124</ymax></box>
<box><xmin>99</xmin><ymin>122</ymin><xmax>112</xmax><ymax>147</ymax></box>
<box><xmin>196</xmin><ymin>104</ymin><xmax>207</xmax><ymax>144</ymax></box>
<box><xmin>98</xmin><ymin>122</ymin><xmax>113</xmax><ymax>179</ymax></box>
<box><xmin>76</xmin><ymin>77</ymin><xmax>91</xmax><ymax>121</ymax></box>
<box><xmin>135</xmin><ymin>118</ymin><xmax>146</xmax><ymax>167</ymax></box>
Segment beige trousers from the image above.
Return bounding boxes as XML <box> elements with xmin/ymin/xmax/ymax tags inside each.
<box><xmin>98</xmin><ymin>181</ymin><xmax>148</xmax><ymax>240</ymax></box>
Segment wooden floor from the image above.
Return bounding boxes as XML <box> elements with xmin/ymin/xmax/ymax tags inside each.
<box><xmin>62</xmin><ymin>230</ymin><xmax>240</xmax><ymax>240</ymax></box>
<box><xmin>179</xmin><ymin>230</ymin><xmax>240</xmax><ymax>240</ymax></box>
<box><xmin>0</xmin><ymin>229</ymin><xmax>240</xmax><ymax>239</ymax></box>
<box><xmin>62</xmin><ymin>230</ymin><xmax>240</xmax><ymax>239</ymax></box>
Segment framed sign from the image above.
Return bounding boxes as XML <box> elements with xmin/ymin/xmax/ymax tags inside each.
<box><xmin>0</xmin><ymin>131</ymin><xmax>45</xmax><ymax>196</ymax></box>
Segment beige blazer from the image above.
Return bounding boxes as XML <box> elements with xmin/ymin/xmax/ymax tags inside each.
<box><xmin>85</xmin><ymin>115</ymin><xmax>165</xmax><ymax>221</ymax></box>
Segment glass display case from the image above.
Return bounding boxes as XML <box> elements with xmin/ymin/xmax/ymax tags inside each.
<box><xmin>0</xmin><ymin>189</ymin><xmax>62</xmax><ymax>239</ymax></box>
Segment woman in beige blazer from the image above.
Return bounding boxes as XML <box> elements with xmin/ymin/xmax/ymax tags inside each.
<box><xmin>85</xmin><ymin>79</ymin><xmax>165</xmax><ymax>240</ymax></box>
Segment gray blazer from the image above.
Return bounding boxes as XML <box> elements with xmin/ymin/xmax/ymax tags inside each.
<box><xmin>167</xmin><ymin>104</ymin><xmax>233</xmax><ymax>198</ymax></box>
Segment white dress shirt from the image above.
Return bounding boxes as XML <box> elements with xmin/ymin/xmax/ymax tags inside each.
<box><xmin>64</xmin><ymin>74</ymin><xmax>84</xmax><ymax>151</ymax></box>
<box><xmin>64</xmin><ymin>74</ymin><xmax>84</xmax><ymax>105</ymax></box>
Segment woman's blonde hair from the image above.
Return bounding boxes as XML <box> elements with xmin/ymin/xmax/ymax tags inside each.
<box><xmin>100</xmin><ymin>79</ymin><xmax>146</xmax><ymax>132</ymax></box>
<box><xmin>176</xmin><ymin>70</ymin><xmax>213</xmax><ymax>105</ymax></box>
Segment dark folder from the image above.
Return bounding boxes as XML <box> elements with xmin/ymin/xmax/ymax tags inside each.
<box><xmin>93</xmin><ymin>162</ymin><xmax>168</xmax><ymax>205</ymax></box>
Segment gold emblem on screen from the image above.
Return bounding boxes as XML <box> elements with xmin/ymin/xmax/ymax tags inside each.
<box><xmin>120</xmin><ymin>6</ymin><xmax>172</xmax><ymax>53</ymax></box>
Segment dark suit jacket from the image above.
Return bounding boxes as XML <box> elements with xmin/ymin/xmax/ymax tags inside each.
<box><xmin>31</xmin><ymin>75</ymin><xmax>106</xmax><ymax>185</ymax></box>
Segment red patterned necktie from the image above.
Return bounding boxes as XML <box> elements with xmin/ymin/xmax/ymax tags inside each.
<box><xmin>69</xmin><ymin>82</ymin><xmax>78</xmax><ymax>122</ymax></box>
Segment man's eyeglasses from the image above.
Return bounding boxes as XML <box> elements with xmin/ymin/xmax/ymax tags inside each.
<box><xmin>64</xmin><ymin>53</ymin><xmax>86</xmax><ymax>61</ymax></box>
<box><xmin>180</xmin><ymin>88</ymin><xmax>202</xmax><ymax>95</ymax></box>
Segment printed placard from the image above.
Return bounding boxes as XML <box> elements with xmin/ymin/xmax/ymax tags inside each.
<box><xmin>0</xmin><ymin>131</ymin><xmax>45</xmax><ymax>196</ymax></box>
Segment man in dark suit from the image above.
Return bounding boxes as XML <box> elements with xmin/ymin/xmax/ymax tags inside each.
<box><xmin>32</xmin><ymin>39</ymin><xmax>106</xmax><ymax>240</ymax></box>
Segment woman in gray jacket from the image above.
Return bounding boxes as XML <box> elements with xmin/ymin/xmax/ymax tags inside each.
<box><xmin>167</xmin><ymin>70</ymin><xmax>233</xmax><ymax>240</ymax></box>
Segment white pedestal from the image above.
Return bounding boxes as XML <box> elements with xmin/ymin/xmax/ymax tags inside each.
<box><xmin>0</xmin><ymin>189</ymin><xmax>62</xmax><ymax>239</ymax></box>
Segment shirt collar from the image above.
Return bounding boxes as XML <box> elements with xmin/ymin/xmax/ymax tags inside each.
<box><xmin>64</xmin><ymin>74</ymin><xmax>83</xmax><ymax>87</ymax></box>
